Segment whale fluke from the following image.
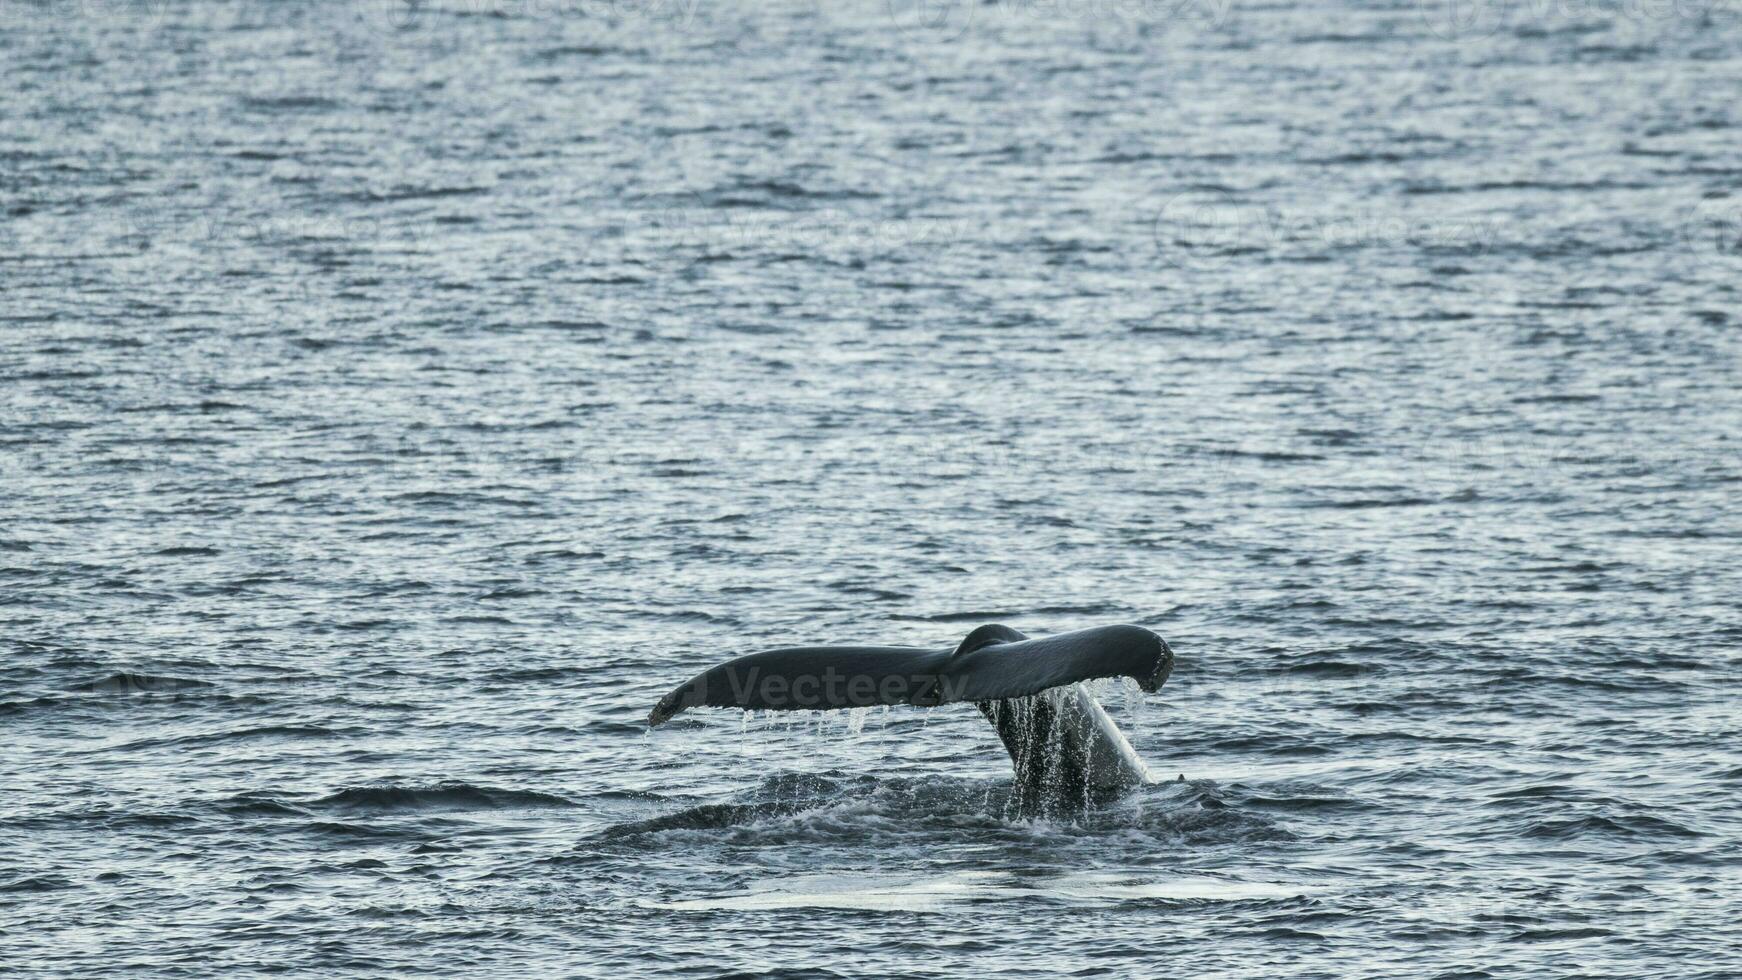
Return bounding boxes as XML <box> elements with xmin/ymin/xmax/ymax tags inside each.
<box><xmin>647</xmin><ymin>624</ymin><xmax>1172</xmax><ymax>726</ymax></box>
<box><xmin>646</xmin><ymin>624</ymin><xmax>1177</xmax><ymax>811</ymax></box>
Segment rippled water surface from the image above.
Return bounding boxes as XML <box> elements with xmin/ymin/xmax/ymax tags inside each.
<box><xmin>5</xmin><ymin>0</ymin><xmax>1742</xmax><ymax>976</ymax></box>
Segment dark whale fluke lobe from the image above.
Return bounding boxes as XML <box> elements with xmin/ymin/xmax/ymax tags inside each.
<box><xmin>646</xmin><ymin>624</ymin><xmax>1172</xmax><ymax>726</ymax></box>
<box><xmin>647</xmin><ymin>624</ymin><xmax>1176</xmax><ymax>811</ymax></box>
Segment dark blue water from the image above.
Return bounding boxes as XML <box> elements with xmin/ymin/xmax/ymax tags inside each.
<box><xmin>5</xmin><ymin>0</ymin><xmax>1741</xmax><ymax>975</ymax></box>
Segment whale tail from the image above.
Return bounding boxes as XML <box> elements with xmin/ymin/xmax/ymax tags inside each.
<box><xmin>646</xmin><ymin>624</ymin><xmax>1175</xmax><ymax>809</ymax></box>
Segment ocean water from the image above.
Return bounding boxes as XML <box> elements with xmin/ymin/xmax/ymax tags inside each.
<box><xmin>4</xmin><ymin>0</ymin><xmax>1741</xmax><ymax>975</ymax></box>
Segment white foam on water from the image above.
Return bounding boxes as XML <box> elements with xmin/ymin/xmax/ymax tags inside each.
<box><xmin>644</xmin><ymin>870</ymin><xmax>1322</xmax><ymax>913</ymax></box>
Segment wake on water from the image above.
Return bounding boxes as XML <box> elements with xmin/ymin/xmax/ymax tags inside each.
<box><xmin>607</xmin><ymin>678</ymin><xmax>1286</xmax><ymax>844</ymax></box>
<box><xmin>630</xmin><ymin>674</ymin><xmax>1172</xmax><ymax>823</ymax></box>
<box><xmin>590</xmin><ymin>681</ymin><xmax>1321</xmax><ymax>918</ymax></box>
<box><xmin>593</xmin><ymin>770</ymin><xmax>1291</xmax><ymax>844</ymax></box>
<box><xmin>577</xmin><ymin>769</ymin><xmax>1315</xmax><ymax>917</ymax></box>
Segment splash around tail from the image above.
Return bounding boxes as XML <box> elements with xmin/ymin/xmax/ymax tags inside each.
<box><xmin>646</xmin><ymin>624</ymin><xmax>1177</xmax><ymax>812</ymax></box>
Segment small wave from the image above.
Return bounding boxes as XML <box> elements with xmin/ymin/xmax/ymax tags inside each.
<box><xmin>705</xmin><ymin>179</ymin><xmax>880</xmax><ymax>207</ymax></box>
<box><xmin>599</xmin><ymin>799</ymin><xmax>824</xmax><ymax>838</ymax></box>
<box><xmin>218</xmin><ymin>792</ymin><xmax>315</xmax><ymax>817</ymax></box>
<box><xmin>239</xmin><ymin>95</ymin><xmax>340</xmax><ymax>112</ymax></box>
<box><xmin>0</xmin><ymin>874</ymin><xmax>75</xmax><ymax>893</ymax></box>
<box><xmin>1307</xmin><ymin>496</ymin><xmax>1436</xmax><ymax>510</ymax></box>
<box><xmin>308</xmin><ymin>782</ymin><xmax>577</xmax><ymax>814</ymax></box>
<box><xmin>115</xmin><ymin>725</ymin><xmax>342</xmax><ymax>751</ymax></box>
<box><xmin>1210</xmin><ymin>735</ymin><xmax>1331</xmax><ymax>757</ymax></box>
<box><xmin>477</xmin><ymin>586</ymin><xmax>543</xmax><ymax>600</ymax></box>
<box><xmin>534</xmin><ymin>44</ymin><xmax>635</xmax><ymax>60</ymax></box>
<box><xmin>1</xmin><ymin>691</ymin><xmax>276</xmax><ymax>718</ymax></box>
<box><xmin>1241</xmin><ymin>794</ymin><xmax>1362</xmax><ymax>813</ymax></box>
<box><xmin>305</xmin><ymin>821</ymin><xmax>417</xmax><ymax>840</ymax></box>
<box><xmin>1522</xmin><ymin>813</ymin><xmax>1703</xmax><ymax>841</ymax></box>
<box><xmin>524</xmin><ymin>548</ymin><xmax>606</xmax><ymax>561</ymax></box>
<box><xmin>68</xmin><ymin>673</ymin><xmax>215</xmax><ymax>694</ymax></box>
<box><xmin>596</xmin><ymin>773</ymin><xmax>852</xmax><ymax>838</ymax></box>
<box><xmin>8</xmin><ymin>806</ymin><xmax>199</xmax><ymax>833</ymax></box>
<box><xmin>1508</xmin><ymin>926</ymin><xmax>1613</xmax><ymax>942</ymax></box>
<box><xmin>1274</xmin><ymin>661</ymin><xmax>1378</xmax><ymax>678</ymax></box>
<box><xmin>346</xmin><ymin>185</ymin><xmax>490</xmax><ymax>204</ymax></box>
<box><xmin>594</xmin><ymin>774</ymin><xmax>1286</xmax><ymax>846</ymax></box>
<box><xmin>827</xmin><ymin>585</ymin><xmax>910</xmax><ymax>602</ymax></box>
<box><xmin>587</xmin><ymin>790</ymin><xmax>667</xmax><ymax>802</ymax></box>
<box><xmin>0</xmin><ymin>699</ymin><xmax>35</xmax><ymax>717</ymax></box>
<box><xmin>908</xmin><ymin>610</ymin><xmax>1023</xmax><ymax>623</ymax></box>
<box><xmin>567</xmin><ymin>719</ymin><xmax>645</xmax><ymax>736</ymax></box>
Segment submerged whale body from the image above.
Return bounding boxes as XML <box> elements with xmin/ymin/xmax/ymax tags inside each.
<box><xmin>647</xmin><ymin>624</ymin><xmax>1176</xmax><ymax>813</ymax></box>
